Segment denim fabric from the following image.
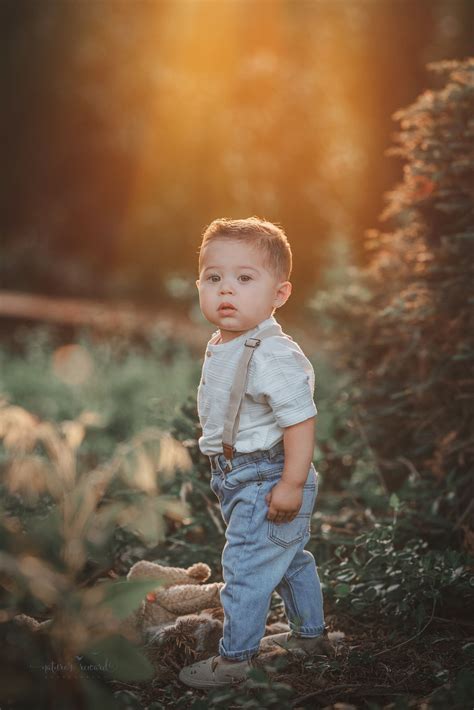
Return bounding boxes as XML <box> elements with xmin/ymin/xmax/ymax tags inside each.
<box><xmin>209</xmin><ymin>440</ymin><xmax>325</xmax><ymax>661</ymax></box>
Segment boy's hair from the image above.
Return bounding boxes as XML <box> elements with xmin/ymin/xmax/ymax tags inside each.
<box><xmin>198</xmin><ymin>216</ymin><xmax>292</xmax><ymax>281</ymax></box>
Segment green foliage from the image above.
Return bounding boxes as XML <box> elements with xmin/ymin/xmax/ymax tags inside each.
<box><xmin>0</xmin><ymin>326</ymin><xmax>200</xmax><ymax>461</ymax></box>
<box><xmin>100</xmin><ymin>579</ymin><xmax>165</xmax><ymax>621</ymax></box>
<box><xmin>150</xmin><ymin>395</ymin><xmax>226</xmax><ymax>574</ymax></box>
<box><xmin>309</xmin><ymin>58</ymin><xmax>474</xmax><ymax>545</ymax></box>
<box><xmin>84</xmin><ymin>635</ymin><xmax>154</xmax><ymax>682</ymax></box>
<box><xmin>0</xmin><ymin>391</ymin><xmax>190</xmax><ymax>708</ymax></box>
<box><xmin>322</xmin><ymin>514</ymin><xmax>472</xmax><ymax>626</ymax></box>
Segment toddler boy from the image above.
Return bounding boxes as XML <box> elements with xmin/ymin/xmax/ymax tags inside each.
<box><xmin>179</xmin><ymin>217</ymin><xmax>329</xmax><ymax>688</ymax></box>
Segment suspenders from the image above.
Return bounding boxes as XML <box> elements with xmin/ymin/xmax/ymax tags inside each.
<box><xmin>220</xmin><ymin>324</ymin><xmax>290</xmax><ymax>470</ymax></box>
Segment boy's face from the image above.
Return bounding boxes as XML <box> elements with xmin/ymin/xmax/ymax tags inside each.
<box><xmin>196</xmin><ymin>239</ymin><xmax>292</xmax><ymax>343</ymax></box>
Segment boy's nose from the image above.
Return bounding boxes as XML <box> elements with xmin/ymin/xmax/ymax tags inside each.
<box><xmin>219</xmin><ymin>281</ymin><xmax>234</xmax><ymax>294</ymax></box>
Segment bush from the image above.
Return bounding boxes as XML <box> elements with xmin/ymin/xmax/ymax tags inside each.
<box><xmin>322</xmin><ymin>501</ymin><xmax>472</xmax><ymax>627</ymax></box>
<box><xmin>309</xmin><ymin>58</ymin><xmax>474</xmax><ymax>546</ymax></box>
<box><xmin>0</xmin><ymin>400</ymin><xmax>190</xmax><ymax>709</ymax></box>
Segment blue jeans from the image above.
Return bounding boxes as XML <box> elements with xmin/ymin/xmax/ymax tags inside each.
<box><xmin>209</xmin><ymin>439</ymin><xmax>325</xmax><ymax>661</ymax></box>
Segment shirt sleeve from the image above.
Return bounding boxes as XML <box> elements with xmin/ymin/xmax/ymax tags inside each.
<box><xmin>249</xmin><ymin>340</ymin><xmax>318</xmax><ymax>428</ymax></box>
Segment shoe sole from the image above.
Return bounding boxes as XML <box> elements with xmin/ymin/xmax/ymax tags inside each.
<box><xmin>260</xmin><ymin>641</ymin><xmax>334</xmax><ymax>656</ymax></box>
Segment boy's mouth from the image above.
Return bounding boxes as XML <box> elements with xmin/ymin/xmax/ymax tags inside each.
<box><xmin>218</xmin><ymin>303</ymin><xmax>237</xmax><ymax>314</ymax></box>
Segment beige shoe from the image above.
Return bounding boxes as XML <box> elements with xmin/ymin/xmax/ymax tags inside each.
<box><xmin>179</xmin><ymin>654</ymin><xmax>253</xmax><ymax>688</ymax></box>
<box><xmin>259</xmin><ymin>631</ymin><xmax>334</xmax><ymax>656</ymax></box>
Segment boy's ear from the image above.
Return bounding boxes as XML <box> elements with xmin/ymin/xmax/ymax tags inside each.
<box><xmin>195</xmin><ymin>279</ymin><xmax>200</xmax><ymax>289</ymax></box>
<box><xmin>274</xmin><ymin>281</ymin><xmax>292</xmax><ymax>309</ymax></box>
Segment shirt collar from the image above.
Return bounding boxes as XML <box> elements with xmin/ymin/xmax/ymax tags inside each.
<box><xmin>209</xmin><ymin>315</ymin><xmax>281</xmax><ymax>349</ymax></box>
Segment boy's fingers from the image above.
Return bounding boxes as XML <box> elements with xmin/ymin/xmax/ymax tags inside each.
<box><xmin>268</xmin><ymin>509</ymin><xmax>298</xmax><ymax>523</ymax></box>
<box><xmin>267</xmin><ymin>505</ymin><xmax>278</xmax><ymax>520</ymax></box>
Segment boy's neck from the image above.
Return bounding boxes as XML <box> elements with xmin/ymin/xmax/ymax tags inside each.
<box><xmin>213</xmin><ymin>315</ymin><xmax>277</xmax><ymax>346</ymax></box>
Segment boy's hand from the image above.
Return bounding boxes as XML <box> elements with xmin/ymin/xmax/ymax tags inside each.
<box><xmin>266</xmin><ymin>481</ymin><xmax>303</xmax><ymax>523</ymax></box>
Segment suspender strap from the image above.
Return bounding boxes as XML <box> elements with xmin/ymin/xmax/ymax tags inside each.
<box><xmin>221</xmin><ymin>324</ymin><xmax>286</xmax><ymax>466</ymax></box>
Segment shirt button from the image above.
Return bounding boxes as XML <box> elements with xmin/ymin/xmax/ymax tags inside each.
<box><xmin>206</xmin><ymin>351</ymin><xmax>212</xmax><ymax>357</ymax></box>
<box><xmin>202</xmin><ymin>379</ymin><xmax>206</xmax><ymax>385</ymax></box>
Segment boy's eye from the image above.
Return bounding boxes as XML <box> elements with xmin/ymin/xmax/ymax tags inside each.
<box><xmin>207</xmin><ymin>274</ymin><xmax>220</xmax><ymax>282</ymax></box>
<box><xmin>239</xmin><ymin>275</ymin><xmax>252</xmax><ymax>282</ymax></box>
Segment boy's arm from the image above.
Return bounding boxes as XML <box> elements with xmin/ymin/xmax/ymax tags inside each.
<box><xmin>266</xmin><ymin>416</ymin><xmax>315</xmax><ymax>523</ymax></box>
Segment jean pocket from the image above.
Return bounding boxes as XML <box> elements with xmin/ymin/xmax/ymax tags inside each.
<box><xmin>267</xmin><ymin>475</ymin><xmax>318</xmax><ymax>548</ymax></box>
<box><xmin>267</xmin><ymin>514</ymin><xmax>311</xmax><ymax>548</ymax></box>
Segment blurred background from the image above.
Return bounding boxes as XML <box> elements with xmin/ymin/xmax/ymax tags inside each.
<box><xmin>2</xmin><ymin>0</ymin><xmax>473</xmax><ymax>316</ymax></box>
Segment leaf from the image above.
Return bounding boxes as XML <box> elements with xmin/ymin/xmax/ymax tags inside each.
<box><xmin>389</xmin><ymin>493</ymin><xmax>400</xmax><ymax>511</ymax></box>
<box><xmin>100</xmin><ymin>579</ymin><xmax>163</xmax><ymax>620</ymax></box>
<box><xmin>82</xmin><ymin>635</ymin><xmax>154</xmax><ymax>682</ymax></box>
<box><xmin>335</xmin><ymin>583</ymin><xmax>351</xmax><ymax>597</ymax></box>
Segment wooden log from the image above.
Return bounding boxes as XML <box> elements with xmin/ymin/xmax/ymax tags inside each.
<box><xmin>0</xmin><ymin>290</ymin><xmax>208</xmax><ymax>350</ymax></box>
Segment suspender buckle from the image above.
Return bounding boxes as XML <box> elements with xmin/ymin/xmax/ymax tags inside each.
<box><xmin>223</xmin><ymin>443</ymin><xmax>234</xmax><ymax>462</ymax></box>
<box><xmin>245</xmin><ymin>337</ymin><xmax>261</xmax><ymax>348</ymax></box>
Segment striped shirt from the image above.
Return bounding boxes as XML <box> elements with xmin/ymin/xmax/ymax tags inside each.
<box><xmin>197</xmin><ymin>315</ymin><xmax>317</xmax><ymax>455</ymax></box>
